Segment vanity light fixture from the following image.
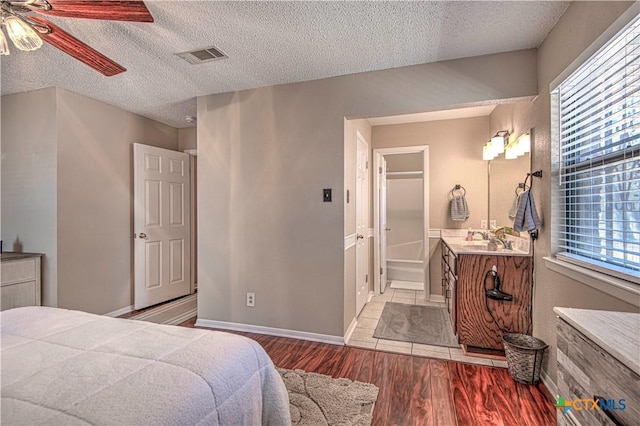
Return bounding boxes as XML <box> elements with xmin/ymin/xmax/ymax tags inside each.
<box><xmin>504</xmin><ymin>132</ymin><xmax>531</xmax><ymax>159</ymax></box>
<box><xmin>482</xmin><ymin>130</ymin><xmax>509</xmax><ymax>161</ymax></box>
<box><xmin>490</xmin><ymin>130</ymin><xmax>509</xmax><ymax>155</ymax></box>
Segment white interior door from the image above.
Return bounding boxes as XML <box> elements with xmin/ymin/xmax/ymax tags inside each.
<box><xmin>134</xmin><ymin>143</ymin><xmax>191</xmax><ymax>310</ymax></box>
<box><xmin>355</xmin><ymin>135</ymin><xmax>369</xmax><ymax>316</ymax></box>
<box><xmin>380</xmin><ymin>156</ymin><xmax>388</xmax><ymax>293</ymax></box>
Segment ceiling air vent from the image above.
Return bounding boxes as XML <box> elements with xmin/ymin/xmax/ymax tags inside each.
<box><xmin>175</xmin><ymin>46</ymin><xmax>228</xmax><ymax>65</ymax></box>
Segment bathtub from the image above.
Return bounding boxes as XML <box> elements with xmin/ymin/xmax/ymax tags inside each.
<box><xmin>387</xmin><ymin>240</ymin><xmax>424</xmax><ymax>283</ymax></box>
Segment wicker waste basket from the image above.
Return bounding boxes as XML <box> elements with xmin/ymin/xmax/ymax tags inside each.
<box><xmin>502</xmin><ymin>333</ymin><xmax>548</xmax><ymax>385</ymax></box>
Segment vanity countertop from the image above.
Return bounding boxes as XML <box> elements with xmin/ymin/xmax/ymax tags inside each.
<box><xmin>0</xmin><ymin>252</ymin><xmax>44</xmax><ymax>262</ymax></box>
<box><xmin>441</xmin><ymin>229</ymin><xmax>531</xmax><ymax>256</ymax></box>
<box><xmin>554</xmin><ymin>307</ymin><xmax>640</xmax><ymax>376</ymax></box>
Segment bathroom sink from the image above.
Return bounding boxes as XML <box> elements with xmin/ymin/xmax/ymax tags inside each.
<box><xmin>461</xmin><ymin>244</ymin><xmax>488</xmax><ymax>250</ymax></box>
<box><xmin>464</xmin><ymin>240</ymin><xmax>490</xmax><ymax>245</ymax></box>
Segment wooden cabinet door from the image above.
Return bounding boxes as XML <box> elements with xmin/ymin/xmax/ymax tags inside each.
<box><xmin>456</xmin><ymin>254</ymin><xmax>532</xmax><ymax>349</ymax></box>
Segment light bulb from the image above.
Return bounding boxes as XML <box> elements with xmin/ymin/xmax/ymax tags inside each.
<box><xmin>518</xmin><ymin>133</ymin><xmax>531</xmax><ymax>153</ymax></box>
<box><xmin>0</xmin><ymin>29</ymin><xmax>9</xmax><ymax>55</ymax></box>
<box><xmin>491</xmin><ymin>135</ymin><xmax>505</xmax><ymax>154</ymax></box>
<box><xmin>505</xmin><ymin>141</ymin><xmax>518</xmax><ymax>159</ymax></box>
<box><xmin>4</xmin><ymin>15</ymin><xmax>42</xmax><ymax>51</ymax></box>
<box><xmin>483</xmin><ymin>143</ymin><xmax>495</xmax><ymax>161</ymax></box>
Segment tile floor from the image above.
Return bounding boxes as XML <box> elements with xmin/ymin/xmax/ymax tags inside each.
<box><xmin>347</xmin><ymin>287</ymin><xmax>508</xmax><ymax>368</ymax></box>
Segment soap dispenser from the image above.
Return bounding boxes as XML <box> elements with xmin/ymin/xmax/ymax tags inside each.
<box><xmin>466</xmin><ymin>228</ymin><xmax>473</xmax><ymax>241</ymax></box>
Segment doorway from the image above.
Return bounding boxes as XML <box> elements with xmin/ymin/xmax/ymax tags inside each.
<box><xmin>374</xmin><ymin>146</ymin><xmax>430</xmax><ymax>298</ymax></box>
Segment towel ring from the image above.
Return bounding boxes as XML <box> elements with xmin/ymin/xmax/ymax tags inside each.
<box><xmin>450</xmin><ymin>184</ymin><xmax>466</xmax><ymax>198</ymax></box>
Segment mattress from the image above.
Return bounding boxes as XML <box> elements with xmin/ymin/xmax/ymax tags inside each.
<box><xmin>0</xmin><ymin>306</ymin><xmax>291</xmax><ymax>425</ymax></box>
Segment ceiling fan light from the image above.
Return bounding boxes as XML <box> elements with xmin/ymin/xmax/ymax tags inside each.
<box><xmin>4</xmin><ymin>15</ymin><xmax>42</xmax><ymax>51</ymax></box>
<box><xmin>0</xmin><ymin>29</ymin><xmax>9</xmax><ymax>55</ymax></box>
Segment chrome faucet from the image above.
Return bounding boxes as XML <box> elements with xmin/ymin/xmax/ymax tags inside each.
<box><xmin>472</xmin><ymin>231</ymin><xmax>490</xmax><ymax>240</ymax></box>
<box><xmin>496</xmin><ymin>237</ymin><xmax>513</xmax><ymax>250</ymax></box>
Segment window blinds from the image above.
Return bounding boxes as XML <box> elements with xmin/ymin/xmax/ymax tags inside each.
<box><xmin>556</xmin><ymin>15</ymin><xmax>640</xmax><ymax>281</ymax></box>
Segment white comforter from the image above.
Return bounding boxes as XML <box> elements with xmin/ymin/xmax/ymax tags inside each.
<box><xmin>0</xmin><ymin>307</ymin><xmax>291</xmax><ymax>425</ymax></box>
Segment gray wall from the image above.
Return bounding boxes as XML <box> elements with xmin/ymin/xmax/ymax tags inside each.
<box><xmin>491</xmin><ymin>1</ymin><xmax>639</xmax><ymax>383</ymax></box>
<box><xmin>197</xmin><ymin>49</ymin><xmax>537</xmax><ymax>337</ymax></box>
<box><xmin>2</xmin><ymin>88</ymin><xmax>58</xmax><ymax>306</ymax></box>
<box><xmin>2</xmin><ymin>88</ymin><xmax>179</xmax><ymax>314</ymax></box>
<box><xmin>372</xmin><ymin>116</ymin><xmax>490</xmax><ymax>230</ymax></box>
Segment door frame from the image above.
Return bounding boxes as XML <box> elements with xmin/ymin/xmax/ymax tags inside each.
<box><xmin>355</xmin><ymin>131</ymin><xmax>370</xmax><ymax>316</ymax></box>
<box><xmin>373</xmin><ymin>146</ymin><xmax>430</xmax><ymax>297</ymax></box>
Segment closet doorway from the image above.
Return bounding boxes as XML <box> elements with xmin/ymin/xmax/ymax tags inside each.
<box><xmin>373</xmin><ymin>146</ymin><xmax>429</xmax><ymax>297</ymax></box>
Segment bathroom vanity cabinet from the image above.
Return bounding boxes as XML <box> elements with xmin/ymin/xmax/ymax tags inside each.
<box><xmin>441</xmin><ymin>239</ymin><xmax>532</xmax><ymax>351</ymax></box>
<box><xmin>441</xmin><ymin>241</ymin><xmax>457</xmax><ymax>335</ymax></box>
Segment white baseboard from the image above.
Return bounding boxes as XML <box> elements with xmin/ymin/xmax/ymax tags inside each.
<box><xmin>104</xmin><ymin>305</ymin><xmax>133</xmax><ymax>317</ymax></box>
<box><xmin>196</xmin><ymin>319</ymin><xmax>345</xmax><ymax>346</ymax></box>
<box><xmin>540</xmin><ymin>369</ymin><xmax>557</xmax><ymax>397</ymax></box>
<box><xmin>164</xmin><ymin>309</ymin><xmax>197</xmax><ymax>326</ymax></box>
<box><xmin>367</xmin><ymin>291</ymin><xmax>374</xmax><ymax>302</ymax></box>
<box><xmin>429</xmin><ymin>295</ymin><xmax>445</xmax><ymax>303</ymax></box>
<box><xmin>344</xmin><ymin>317</ymin><xmax>358</xmax><ymax>343</ymax></box>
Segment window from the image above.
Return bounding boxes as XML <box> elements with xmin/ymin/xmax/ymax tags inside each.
<box><xmin>552</xmin><ymin>15</ymin><xmax>640</xmax><ymax>284</ymax></box>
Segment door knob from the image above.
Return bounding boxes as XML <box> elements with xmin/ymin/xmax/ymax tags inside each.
<box><xmin>357</xmin><ymin>234</ymin><xmax>364</xmax><ymax>240</ymax></box>
<box><xmin>138</xmin><ymin>232</ymin><xmax>147</xmax><ymax>239</ymax></box>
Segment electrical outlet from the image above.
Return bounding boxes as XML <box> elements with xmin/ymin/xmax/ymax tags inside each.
<box><xmin>490</xmin><ymin>220</ymin><xmax>497</xmax><ymax>229</ymax></box>
<box><xmin>246</xmin><ymin>292</ymin><xmax>255</xmax><ymax>307</ymax></box>
<box><xmin>480</xmin><ymin>219</ymin><xmax>487</xmax><ymax>229</ymax></box>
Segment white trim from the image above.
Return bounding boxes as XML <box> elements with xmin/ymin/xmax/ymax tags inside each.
<box><xmin>549</xmin><ymin>2</ymin><xmax>640</xmax><ymax>91</ymax></box>
<box><xmin>344</xmin><ymin>317</ymin><xmax>358</xmax><ymax>343</ymax></box>
<box><xmin>429</xmin><ymin>294</ymin><xmax>445</xmax><ymax>303</ymax></box>
<box><xmin>540</xmin><ymin>369</ymin><xmax>557</xmax><ymax>399</ymax></box>
<box><xmin>543</xmin><ymin>256</ymin><xmax>640</xmax><ymax>308</ymax></box>
<box><xmin>104</xmin><ymin>305</ymin><xmax>133</xmax><ymax>317</ymax></box>
<box><xmin>367</xmin><ymin>290</ymin><xmax>374</xmax><ymax>302</ymax></box>
<box><xmin>374</xmin><ymin>151</ymin><xmax>382</xmax><ymax>296</ymax></box>
<box><xmin>196</xmin><ymin>319</ymin><xmax>345</xmax><ymax>345</ymax></box>
<box><xmin>344</xmin><ymin>233</ymin><xmax>356</xmax><ymax>250</ymax></box>
<box><xmin>373</xmin><ymin>146</ymin><xmax>430</xmax><ymax>299</ymax></box>
<box><xmin>183</xmin><ymin>149</ymin><xmax>197</xmax><ymax>156</ymax></box>
<box><xmin>367</xmin><ymin>227</ymin><xmax>374</xmax><ymax>238</ymax></box>
<box><xmin>164</xmin><ymin>309</ymin><xmax>198</xmax><ymax>326</ymax></box>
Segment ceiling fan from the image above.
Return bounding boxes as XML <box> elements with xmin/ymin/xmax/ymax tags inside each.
<box><xmin>0</xmin><ymin>0</ymin><xmax>153</xmax><ymax>76</ymax></box>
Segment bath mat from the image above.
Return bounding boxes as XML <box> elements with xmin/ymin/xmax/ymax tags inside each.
<box><xmin>278</xmin><ymin>368</ymin><xmax>379</xmax><ymax>426</ymax></box>
<box><xmin>373</xmin><ymin>302</ymin><xmax>458</xmax><ymax>347</ymax></box>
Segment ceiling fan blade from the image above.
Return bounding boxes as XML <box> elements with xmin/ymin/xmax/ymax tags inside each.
<box><xmin>29</xmin><ymin>0</ymin><xmax>154</xmax><ymax>22</ymax></box>
<box><xmin>30</xmin><ymin>16</ymin><xmax>126</xmax><ymax>76</ymax></box>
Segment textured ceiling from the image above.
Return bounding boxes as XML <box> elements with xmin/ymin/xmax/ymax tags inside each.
<box><xmin>0</xmin><ymin>1</ymin><xmax>569</xmax><ymax>128</ymax></box>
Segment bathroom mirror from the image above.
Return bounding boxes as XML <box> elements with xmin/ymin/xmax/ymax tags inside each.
<box><xmin>488</xmin><ymin>151</ymin><xmax>531</xmax><ymax>228</ymax></box>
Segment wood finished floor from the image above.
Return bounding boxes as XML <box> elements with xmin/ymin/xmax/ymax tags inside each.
<box><xmin>177</xmin><ymin>317</ymin><xmax>555</xmax><ymax>425</ymax></box>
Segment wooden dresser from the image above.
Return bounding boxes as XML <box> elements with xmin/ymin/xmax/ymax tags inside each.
<box><xmin>555</xmin><ymin>307</ymin><xmax>640</xmax><ymax>426</ymax></box>
<box><xmin>1</xmin><ymin>252</ymin><xmax>43</xmax><ymax>311</ymax></box>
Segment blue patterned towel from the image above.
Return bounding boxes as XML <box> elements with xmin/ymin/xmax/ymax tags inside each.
<box><xmin>513</xmin><ymin>190</ymin><xmax>541</xmax><ymax>232</ymax></box>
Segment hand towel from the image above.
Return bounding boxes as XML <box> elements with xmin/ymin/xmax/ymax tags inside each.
<box><xmin>450</xmin><ymin>195</ymin><xmax>469</xmax><ymax>221</ymax></box>
<box><xmin>513</xmin><ymin>190</ymin><xmax>541</xmax><ymax>232</ymax></box>
<box><xmin>508</xmin><ymin>193</ymin><xmax>520</xmax><ymax>219</ymax></box>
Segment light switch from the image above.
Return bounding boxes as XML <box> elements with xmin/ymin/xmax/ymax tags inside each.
<box><xmin>323</xmin><ymin>188</ymin><xmax>332</xmax><ymax>202</ymax></box>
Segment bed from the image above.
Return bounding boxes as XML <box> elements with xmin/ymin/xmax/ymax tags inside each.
<box><xmin>0</xmin><ymin>306</ymin><xmax>291</xmax><ymax>425</ymax></box>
